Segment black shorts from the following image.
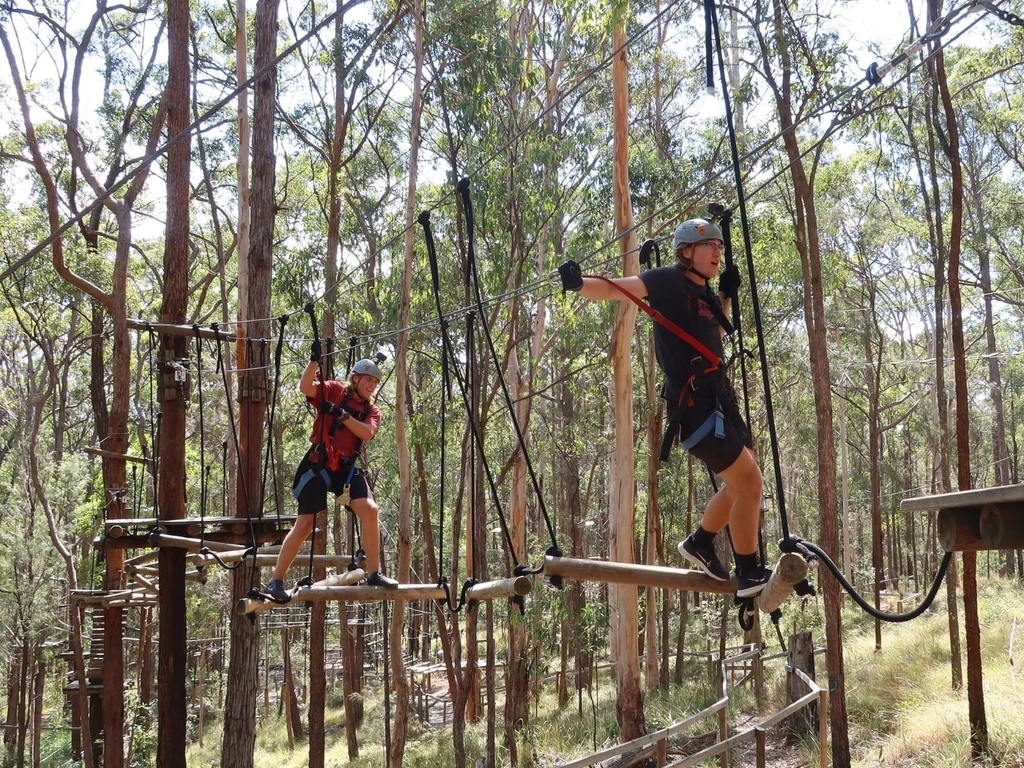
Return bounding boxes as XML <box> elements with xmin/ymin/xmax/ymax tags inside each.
<box><xmin>667</xmin><ymin>392</ymin><xmax>753</xmax><ymax>475</ymax></box>
<box><xmin>292</xmin><ymin>455</ymin><xmax>372</xmax><ymax>515</ymax></box>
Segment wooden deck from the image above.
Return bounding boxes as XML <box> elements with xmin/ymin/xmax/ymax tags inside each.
<box><xmin>99</xmin><ymin>515</ymin><xmax>299</xmax><ymax>550</ymax></box>
<box><xmin>900</xmin><ymin>484</ymin><xmax>1024</xmax><ymax>551</ymax></box>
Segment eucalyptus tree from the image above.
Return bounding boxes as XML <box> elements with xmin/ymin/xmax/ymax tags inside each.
<box><xmin>0</xmin><ymin>248</ymin><xmax>94</xmax><ymax>767</ymax></box>
<box><xmin>222</xmin><ymin>0</ymin><xmax>278</xmax><ymax>766</ymax></box>
<box><xmin>0</xmin><ymin>1</ymin><xmax>176</xmax><ymax>764</ymax></box>
<box><xmin>738</xmin><ymin>0</ymin><xmax>859</xmax><ymax>760</ymax></box>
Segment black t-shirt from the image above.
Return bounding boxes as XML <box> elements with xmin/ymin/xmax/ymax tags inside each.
<box><xmin>639</xmin><ymin>265</ymin><xmax>727</xmax><ymax>395</ymax></box>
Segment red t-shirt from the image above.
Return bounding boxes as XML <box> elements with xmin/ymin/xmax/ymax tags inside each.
<box><xmin>307</xmin><ymin>379</ymin><xmax>381</xmax><ymax>461</ymax></box>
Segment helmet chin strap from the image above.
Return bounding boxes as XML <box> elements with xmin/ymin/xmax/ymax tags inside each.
<box><xmin>687</xmin><ymin>266</ymin><xmax>714</xmax><ymax>282</ymax></box>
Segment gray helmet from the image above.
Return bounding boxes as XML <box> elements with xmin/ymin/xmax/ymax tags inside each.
<box><xmin>673</xmin><ymin>218</ymin><xmax>723</xmax><ymax>248</ymax></box>
<box><xmin>351</xmin><ymin>359</ymin><xmax>382</xmax><ymax>379</ymax></box>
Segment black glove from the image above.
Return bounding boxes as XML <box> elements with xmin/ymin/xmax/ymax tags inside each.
<box><xmin>718</xmin><ymin>264</ymin><xmax>741</xmax><ymax>300</ymax></box>
<box><xmin>310</xmin><ymin>338</ymin><xmax>322</xmax><ymax>362</ymax></box>
<box><xmin>557</xmin><ymin>261</ymin><xmax>584</xmax><ymax>294</ymax></box>
<box><xmin>319</xmin><ymin>400</ymin><xmax>337</xmax><ymax>416</ymax></box>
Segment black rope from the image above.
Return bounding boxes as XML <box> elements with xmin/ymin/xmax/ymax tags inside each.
<box><xmin>193</xmin><ymin>326</ymin><xmax>208</xmax><ymax>550</ymax></box>
<box><xmin>260</xmin><ymin>316</ymin><xmax>289</xmax><ymax>530</ymax></box>
<box><xmin>211</xmin><ymin>324</ymin><xmax>259</xmax><ymax>591</ymax></box>
<box><xmin>416</xmin><ymin>210</ymin><xmax>530</xmax><ymax>580</ymax></box>
<box><xmin>303</xmin><ymin>305</ymin><xmax>323</xmax><ymax>587</ymax></box>
<box><xmin>708</xmin><ymin>0</ymin><xmax>790</xmax><ymax>542</ymax></box>
<box><xmin>786</xmin><ymin>537</ymin><xmax>952</xmax><ymax>622</ymax></box>
<box><xmin>418</xmin><ymin>210</ymin><xmax>460</xmax><ymax>591</ymax></box>
<box><xmin>456</xmin><ymin>178</ymin><xmax>562</xmax><ymax>569</ymax></box>
<box><xmin>439</xmin><ymin>348</ymin><xmax>450</xmax><ymax>579</ymax></box>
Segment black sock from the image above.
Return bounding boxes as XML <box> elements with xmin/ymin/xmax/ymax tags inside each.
<box><xmin>692</xmin><ymin>526</ymin><xmax>716</xmax><ymax>548</ymax></box>
<box><xmin>735</xmin><ymin>552</ymin><xmax>758</xmax><ymax>575</ymax></box>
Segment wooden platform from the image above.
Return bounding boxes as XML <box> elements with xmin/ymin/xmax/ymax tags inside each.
<box><xmin>105</xmin><ymin>515</ymin><xmax>297</xmax><ymax>538</ymax></box>
<box><xmin>99</xmin><ymin>515</ymin><xmax>298</xmax><ymax>550</ymax></box>
<box><xmin>900</xmin><ymin>484</ymin><xmax>1024</xmax><ymax>552</ymax></box>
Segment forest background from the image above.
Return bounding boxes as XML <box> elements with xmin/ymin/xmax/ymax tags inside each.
<box><xmin>0</xmin><ymin>0</ymin><xmax>1023</xmax><ymax>766</ymax></box>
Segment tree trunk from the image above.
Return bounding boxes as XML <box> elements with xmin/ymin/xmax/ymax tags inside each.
<box><xmin>155</xmin><ymin>1</ymin><xmax>192</xmax><ymax>765</ymax></box>
<box><xmin>340</xmin><ymin>601</ymin><xmax>359</xmax><ymax>759</ymax></box>
<box><xmin>927</xmin><ymin>0</ymin><xmax>986</xmax><ymax>753</ymax></box>
<box><xmin>31</xmin><ymin>654</ymin><xmax>44</xmax><ymax>768</ymax></box>
<box><xmin>308</xmin><ymin>539</ymin><xmax>327</xmax><ymax>767</ymax></box>
<box><xmin>766</xmin><ymin>0</ymin><xmax>849</xmax><ymax>761</ymax></box>
<box><xmin>222</xmin><ymin>1</ymin><xmax>277</xmax><ymax>765</ymax></box>
<box><xmin>282</xmin><ymin>628</ymin><xmax>303</xmax><ymax>743</ymax></box>
<box><xmin>609</xmin><ymin>13</ymin><xmax>644</xmax><ymax>745</ymax></box>
<box><xmin>387</xmin><ymin>0</ymin><xmax>424</xmax><ymax>764</ymax></box>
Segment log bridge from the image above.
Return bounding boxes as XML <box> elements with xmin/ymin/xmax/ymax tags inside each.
<box><xmin>900</xmin><ymin>483</ymin><xmax>1024</xmax><ymax>552</ymax></box>
<box><xmin>542</xmin><ymin>552</ymin><xmax>808</xmax><ymax>614</ymax></box>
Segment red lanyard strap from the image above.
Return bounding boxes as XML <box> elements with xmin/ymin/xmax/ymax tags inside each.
<box><xmin>590</xmin><ymin>275</ymin><xmax>721</xmax><ymax>371</ymax></box>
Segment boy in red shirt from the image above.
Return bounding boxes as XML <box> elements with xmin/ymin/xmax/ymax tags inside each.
<box><xmin>264</xmin><ymin>356</ymin><xmax>397</xmax><ymax>601</ymax></box>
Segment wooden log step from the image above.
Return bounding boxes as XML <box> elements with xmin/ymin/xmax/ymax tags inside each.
<box><xmin>544</xmin><ymin>555</ymin><xmax>738</xmax><ymax>593</ymax></box>
<box><xmin>754</xmin><ymin>553</ymin><xmax>808</xmax><ymax>613</ymax></box>
<box><xmin>543</xmin><ymin>554</ymin><xmax>807</xmax><ymax>615</ymax></box>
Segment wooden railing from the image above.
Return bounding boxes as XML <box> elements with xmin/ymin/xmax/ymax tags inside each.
<box><xmin>555</xmin><ymin>644</ymin><xmax>828</xmax><ymax>768</ymax></box>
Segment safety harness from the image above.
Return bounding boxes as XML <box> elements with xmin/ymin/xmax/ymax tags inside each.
<box><xmin>589</xmin><ymin>274</ymin><xmax>732</xmax><ymax>461</ymax></box>
<box><xmin>293</xmin><ymin>390</ymin><xmax>372</xmax><ymax>503</ymax></box>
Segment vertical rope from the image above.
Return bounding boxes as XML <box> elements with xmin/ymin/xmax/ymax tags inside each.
<box><xmin>708</xmin><ymin>0</ymin><xmax>789</xmax><ymax>539</ymax></box>
<box><xmin>193</xmin><ymin>326</ymin><xmax>208</xmax><ymax>548</ymax></box>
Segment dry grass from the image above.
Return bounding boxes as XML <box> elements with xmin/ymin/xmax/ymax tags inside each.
<box><xmin>845</xmin><ymin>577</ymin><xmax>1024</xmax><ymax>767</ymax></box>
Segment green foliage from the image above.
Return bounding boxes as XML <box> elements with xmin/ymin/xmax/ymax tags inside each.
<box><xmin>2</xmin><ymin>0</ymin><xmax>1024</xmax><ymax>765</ymax></box>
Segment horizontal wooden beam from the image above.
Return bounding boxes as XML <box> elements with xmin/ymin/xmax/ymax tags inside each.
<box><xmin>900</xmin><ymin>483</ymin><xmax>1024</xmax><ymax>512</ymax></box>
<box><xmin>148</xmin><ymin>532</ymin><xmax>245</xmax><ymax>552</ymax></box>
<box><xmin>190</xmin><ymin>551</ymin><xmax>353</xmax><ymax>568</ymax></box>
<box><xmin>83</xmin><ymin>446</ymin><xmax>152</xmax><ymax>465</ymax></box>
<box><xmin>127</xmin><ymin>318</ymin><xmax>240</xmax><ymax>343</ymax></box>
<box><xmin>937</xmin><ymin>504</ymin><xmax>1024</xmax><ymax>552</ymax></box>
<box><xmin>543</xmin><ymin>555</ymin><xmax>738</xmax><ymax>593</ymax></box>
<box><xmin>106</xmin><ymin>515</ymin><xmax>295</xmax><ymax>539</ymax></box>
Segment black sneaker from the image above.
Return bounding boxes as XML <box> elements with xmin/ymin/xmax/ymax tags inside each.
<box><xmin>263</xmin><ymin>578</ymin><xmax>291</xmax><ymax>602</ymax></box>
<box><xmin>736</xmin><ymin>566</ymin><xmax>772</xmax><ymax>598</ymax></box>
<box><xmin>366</xmin><ymin>571</ymin><xmax>399</xmax><ymax>589</ymax></box>
<box><xmin>677</xmin><ymin>535</ymin><xmax>729</xmax><ymax>581</ymax></box>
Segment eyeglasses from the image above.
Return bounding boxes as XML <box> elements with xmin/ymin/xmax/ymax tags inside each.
<box><xmin>697</xmin><ymin>241</ymin><xmax>725</xmax><ymax>252</ymax></box>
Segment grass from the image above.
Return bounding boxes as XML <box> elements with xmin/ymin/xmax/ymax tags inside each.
<box><xmin>844</xmin><ymin>577</ymin><xmax>1024</xmax><ymax>767</ymax></box>
<box><xmin>186</xmin><ymin>577</ymin><xmax>1024</xmax><ymax>767</ymax></box>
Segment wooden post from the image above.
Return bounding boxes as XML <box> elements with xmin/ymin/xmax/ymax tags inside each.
<box><xmin>787</xmin><ymin>631</ymin><xmax>817</xmax><ymax>736</ymax></box>
<box><xmin>818</xmin><ymin>687</ymin><xmax>829</xmax><ymax>767</ymax></box>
